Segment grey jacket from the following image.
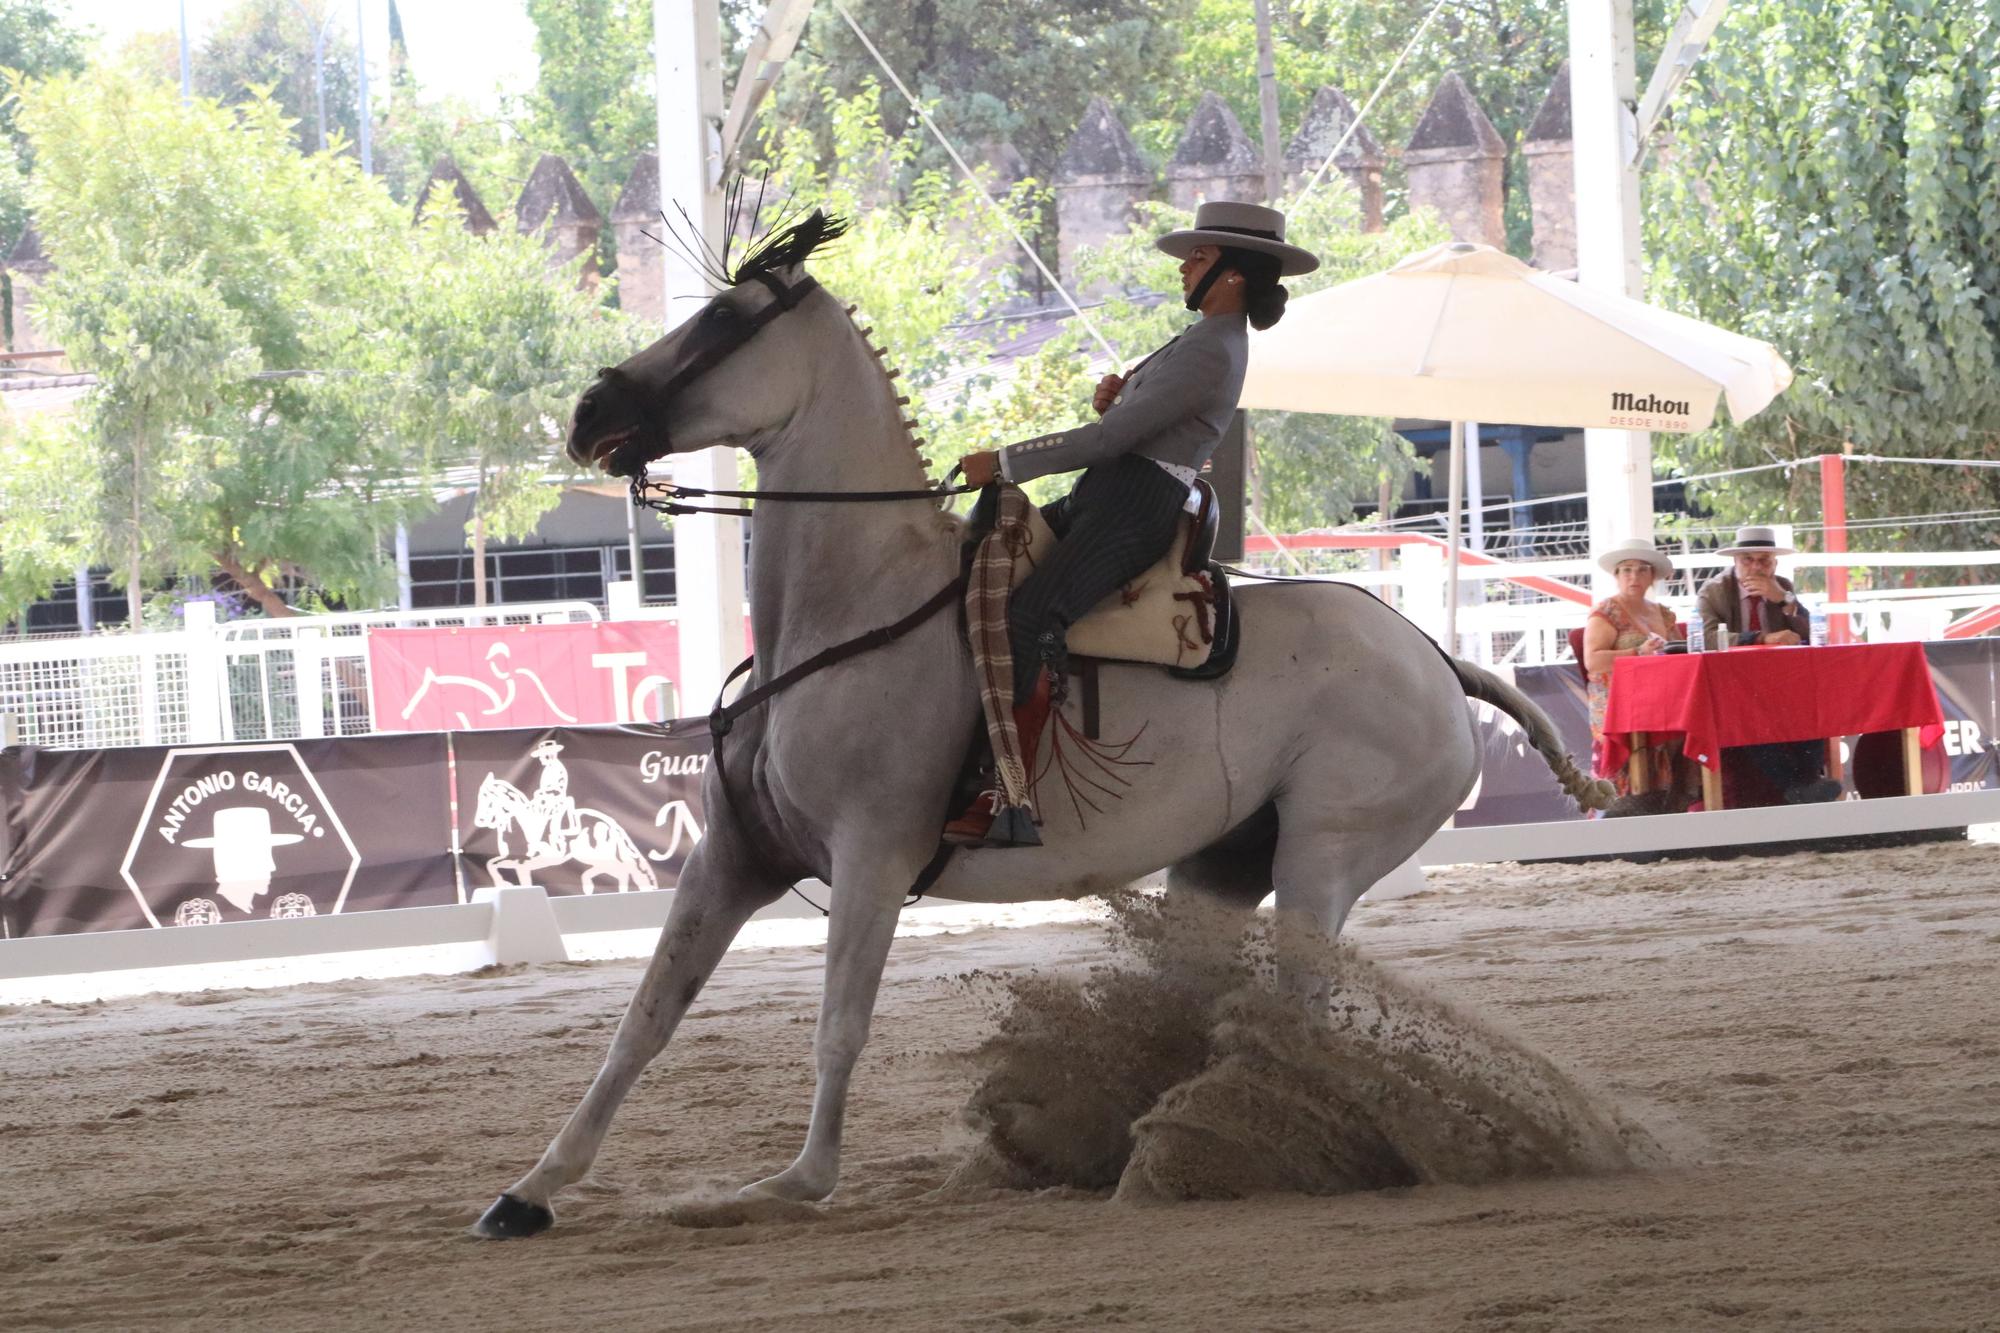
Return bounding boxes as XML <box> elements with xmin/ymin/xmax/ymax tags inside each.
<box><xmin>999</xmin><ymin>312</ymin><xmax>1248</xmax><ymax>484</ymax></box>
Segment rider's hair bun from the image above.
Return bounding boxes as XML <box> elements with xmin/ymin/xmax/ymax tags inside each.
<box><xmin>1247</xmin><ymin>282</ymin><xmax>1288</xmax><ymax>331</ymax></box>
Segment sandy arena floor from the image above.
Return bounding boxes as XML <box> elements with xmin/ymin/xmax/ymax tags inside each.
<box><xmin>5</xmin><ymin>840</ymin><xmax>2000</xmax><ymax>1332</ymax></box>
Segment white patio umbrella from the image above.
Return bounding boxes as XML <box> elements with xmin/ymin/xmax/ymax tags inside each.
<box><xmin>1238</xmin><ymin>241</ymin><xmax>1794</xmax><ymax>647</ymax></box>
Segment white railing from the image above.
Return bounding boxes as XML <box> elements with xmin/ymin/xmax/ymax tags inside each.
<box><xmin>0</xmin><ymin>600</ymin><xmax>605</xmax><ymax>750</ymax></box>
<box><xmin>1237</xmin><ymin>543</ymin><xmax>2000</xmax><ymax>667</ymax></box>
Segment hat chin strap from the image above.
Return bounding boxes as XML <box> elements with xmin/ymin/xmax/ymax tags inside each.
<box><xmin>1184</xmin><ymin>260</ymin><xmax>1229</xmax><ymax>313</ymax></box>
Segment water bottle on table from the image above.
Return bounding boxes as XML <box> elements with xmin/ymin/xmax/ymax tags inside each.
<box><xmin>1688</xmin><ymin>616</ymin><xmax>1706</xmax><ymax>653</ymax></box>
<box><xmin>1810</xmin><ymin>607</ymin><xmax>1828</xmax><ymax>646</ymax></box>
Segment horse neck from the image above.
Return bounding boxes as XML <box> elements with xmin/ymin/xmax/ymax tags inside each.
<box><xmin>744</xmin><ymin>300</ymin><xmax>960</xmax><ymax>665</ymax></box>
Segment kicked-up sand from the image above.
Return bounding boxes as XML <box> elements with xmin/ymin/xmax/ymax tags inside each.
<box><xmin>3</xmin><ymin>839</ymin><xmax>1999</xmax><ymax>1331</ymax></box>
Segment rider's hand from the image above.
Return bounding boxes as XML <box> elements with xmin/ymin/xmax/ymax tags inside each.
<box><xmin>960</xmin><ymin>450</ymin><xmax>1001</xmax><ymax>487</ymax></box>
<box><xmin>1091</xmin><ymin>373</ymin><xmax>1127</xmax><ymax>415</ymax></box>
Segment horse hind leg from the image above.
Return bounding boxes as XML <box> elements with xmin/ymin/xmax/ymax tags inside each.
<box><xmin>1268</xmin><ymin>806</ymin><xmax>1413</xmax><ymax>1009</ymax></box>
<box><xmin>1159</xmin><ymin>802</ymin><xmax>1278</xmax><ymax>977</ymax></box>
<box><xmin>473</xmin><ymin>847</ymin><xmax>784</xmax><ymax>1238</ymax></box>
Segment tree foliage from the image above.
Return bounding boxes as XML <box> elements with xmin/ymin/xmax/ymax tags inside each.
<box><xmin>194</xmin><ymin>0</ymin><xmax>361</xmax><ymax>154</ymax></box>
<box><xmin>763</xmin><ymin>0</ymin><xmax>1196</xmax><ymax>202</ymax></box>
<box><xmin>7</xmin><ymin>65</ymin><xmax>651</xmax><ymax>623</ymax></box>
<box><xmin>518</xmin><ymin>0</ymin><xmax>655</xmax><ymax>216</ymax></box>
<box><xmin>393</xmin><ymin>202</ymin><xmax>642</xmax><ymax>601</ymax></box>
<box><xmin>1647</xmin><ymin>0</ymin><xmax>2000</xmax><ymax>561</ymax></box>
<box><xmin>0</xmin><ymin>0</ymin><xmax>87</xmax><ymax>251</ymax></box>
<box><xmin>748</xmin><ymin>86</ymin><xmax>1036</xmax><ymax>478</ymax></box>
<box><xmin>15</xmin><ymin>70</ymin><xmax>419</xmax><ymax>619</ymax></box>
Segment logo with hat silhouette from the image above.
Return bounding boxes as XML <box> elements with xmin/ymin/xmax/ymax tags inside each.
<box><xmin>120</xmin><ymin>744</ymin><xmax>360</xmax><ymax>928</ymax></box>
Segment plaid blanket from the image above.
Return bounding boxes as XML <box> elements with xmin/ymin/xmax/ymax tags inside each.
<box><xmin>965</xmin><ymin>484</ymin><xmax>1041</xmax><ymax>817</ymax></box>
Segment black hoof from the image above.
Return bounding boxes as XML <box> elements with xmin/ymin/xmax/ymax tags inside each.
<box><xmin>472</xmin><ymin>1192</ymin><xmax>554</xmax><ymax>1239</ymax></box>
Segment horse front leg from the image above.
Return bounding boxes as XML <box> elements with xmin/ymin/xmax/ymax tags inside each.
<box><xmin>740</xmin><ymin>851</ymin><xmax>919</xmax><ymax>1202</ymax></box>
<box><xmin>472</xmin><ymin>843</ymin><xmax>782</xmax><ymax>1238</ymax></box>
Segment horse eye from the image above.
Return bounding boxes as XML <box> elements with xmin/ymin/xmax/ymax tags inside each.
<box><xmin>705</xmin><ymin>302</ymin><xmax>738</xmax><ymax>323</ymax></box>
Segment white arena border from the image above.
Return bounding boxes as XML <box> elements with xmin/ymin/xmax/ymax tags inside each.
<box><xmin>4</xmin><ymin>788</ymin><xmax>1997</xmax><ymax>987</ymax></box>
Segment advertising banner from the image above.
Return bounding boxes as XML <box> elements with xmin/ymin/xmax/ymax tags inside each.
<box><xmin>450</xmin><ymin>722</ymin><xmax>710</xmax><ymax>900</ymax></box>
<box><xmin>367</xmin><ymin>621</ymin><xmax>685</xmax><ymax>732</ymax></box>
<box><xmin>0</xmin><ymin>733</ymin><xmax>457</xmax><ymax>937</ymax></box>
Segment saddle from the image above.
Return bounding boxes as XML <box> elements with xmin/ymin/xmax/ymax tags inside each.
<box><xmin>945</xmin><ymin>480</ymin><xmax>1241</xmax><ymax>851</ymax></box>
<box><xmin>1015</xmin><ymin>478</ymin><xmax>1238</xmax><ymax>677</ymax></box>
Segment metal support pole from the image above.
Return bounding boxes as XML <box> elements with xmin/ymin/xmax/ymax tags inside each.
<box><xmin>356</xmin><ymin>0</ymin><xmax>372</xmax><ymax>174</ymax></box>
<box><xmin>1251</xmin><ymin>0</ymin><xmax>1285</xmax><ymax>203</ymax></box>
<box><xmin>1445</xmin><ymin>420</ymin><xmax>1465</xmax><ymax>652</ymax></box>
<box><xmin>1821</xmin><ymin>451</ymin><xmax>1850</xmax><ymax>643</ymax></box>
<box><xmin>75</xmin><ymin>561</ymin><xmax>94</xmax><ymax>634</ymax></box>
<box><xmin>656</xmin><ymin>0</ymin><xmax>746</xmax><ymax>712</ymax></box>
<box><xmin>394</xmin><ymin>522</ymin><xmax>413</xmax><ymax>612</ymax></box>
<box><xmin>1464</xmin><ymin>420</ymin><xmax>1486</xmax><ymax>553</ymax></box>
<box><xmin>1571</xmin><ymin>0</ymin><xmax>1654</xmax><ymax>589</ymax></box>
<box><xmin>626</xmin><ymin>500</ymin><xmax>647</xmax><ymax>605</ymax></box>
<box><xmin>178</xmin><ymin>0</ymin><xmax>192</xmax><ymax>105</ymax></box>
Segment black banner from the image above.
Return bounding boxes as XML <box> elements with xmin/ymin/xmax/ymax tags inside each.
<box><xmin>451</xmin><ymin>722</ymin><xmax>709</xmax><ymax>899</ymax></box>
<box><xmin>0</xmin><ymin>734</ymin><xmax>458</xmax><ymax>937</ymax></box>
<box><xmin>0</xmin><ymin>722</ymin><xmax>713</xmax><ymax>939</ymax></box>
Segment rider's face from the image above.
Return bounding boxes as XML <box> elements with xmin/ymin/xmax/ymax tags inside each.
<box><xmin>1179</xmin><ymin>245</ymin><xmax>1220</xmax><ymax>297</ymax></box>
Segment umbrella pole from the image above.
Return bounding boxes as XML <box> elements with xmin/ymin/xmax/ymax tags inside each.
<box><xmin>1445</xmin><ymin>419</ymin><xmax>1464</xmax><ymax>654</ymax></box>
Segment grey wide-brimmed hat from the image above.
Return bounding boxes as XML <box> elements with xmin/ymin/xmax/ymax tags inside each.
<box><xmin>1716</xmin><ymin>524</ymin><xmax>1795</xmax><ymax>557</ymax></box>
<box><xmin>1156</xmin><ymin>201</ymin><xmax>1320</xmax><ymax>277</ymax></box>
<box><xmin>1596</xmin><ymin>539</ymin><xmax>1674</xmax><ymax>579</ymax></box>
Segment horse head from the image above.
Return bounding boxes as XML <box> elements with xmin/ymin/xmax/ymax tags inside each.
<box><xmin>473</xmin><ymin>772</ymin><xmax>514</xmax><ymax>831</ymax></box>
<box><xmin>568</xmin><ymin>210</ymin><xmax>852</xmax><ymax>479</ymax></box>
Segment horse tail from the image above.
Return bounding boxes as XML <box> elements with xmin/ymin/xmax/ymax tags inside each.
<box><xmin>1450</xmin><ymin>658</ymin><xmax>1616</xmax><ymax>814</ymax></box>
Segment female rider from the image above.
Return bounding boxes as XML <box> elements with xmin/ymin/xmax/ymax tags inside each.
<box><xmin>948</xmin><ymin>201</ymin><xmax>1319</xmax><ymax>842</ymax></box>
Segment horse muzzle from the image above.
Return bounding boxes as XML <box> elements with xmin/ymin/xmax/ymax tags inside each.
<box><xmin>567</xmin><ymin>374</ymin><xmax>667</xmax><ymax>477</ymax></box>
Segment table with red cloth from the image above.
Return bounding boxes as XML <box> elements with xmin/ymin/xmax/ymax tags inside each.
<box><xmin>1600</xmin><ymin>642</ymin><xmax>1946</xmax><ymax>810</ymax></box>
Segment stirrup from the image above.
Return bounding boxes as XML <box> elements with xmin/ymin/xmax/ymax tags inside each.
<box><xmin>942</xmin><ymin>789</ymin><xmax>1043</xmax><ymax>848</ymax></box>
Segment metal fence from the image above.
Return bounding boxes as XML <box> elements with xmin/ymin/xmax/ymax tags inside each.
<box><xmin>0</xmin><ymin>601</ymin><xmax>601</xmax><ymax>750</ymax></box>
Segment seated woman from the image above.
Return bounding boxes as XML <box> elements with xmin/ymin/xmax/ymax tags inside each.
<box><xmin>1584</xmin><ymin>539</ymin><xmax>1695</xmax><ymax>815</ymax></box>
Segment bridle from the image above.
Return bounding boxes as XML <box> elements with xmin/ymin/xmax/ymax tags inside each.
<box><xmin>609</xmin><ymin>268</ymin><xmax>977</xmax><ymax>519</ymax></box>
<box><xmin>595</xmin><ymin>266</ymin><xmax>977</xmax><ymax>900</ymax></box>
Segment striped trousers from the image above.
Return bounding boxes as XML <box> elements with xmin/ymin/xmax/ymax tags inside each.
<box><xmin>1010</xmin><ymin>455</ymin><xmax>1190</xmax><ymax>701</ymax></box>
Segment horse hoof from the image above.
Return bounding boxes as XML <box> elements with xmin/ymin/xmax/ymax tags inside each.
<box><xmin>471</xmin><ymin>1192</ymin><xmax>554</xmax><ymax>1239</ymax></box>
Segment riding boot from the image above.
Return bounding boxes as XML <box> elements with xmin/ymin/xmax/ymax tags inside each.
<box><xmin>943</xmin><ymin>669</ymin><xmax>1055</xmax><ymax>846</ymax></box>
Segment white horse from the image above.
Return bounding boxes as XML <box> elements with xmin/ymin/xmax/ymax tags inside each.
<box><xmin>472</xmin><ymin>214</ymin><xmax>1604</xmax><ymax>1237</ymax></box>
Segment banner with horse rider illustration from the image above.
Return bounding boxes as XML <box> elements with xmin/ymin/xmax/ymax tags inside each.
<box><xmin>366</xmin><ymin>621</ymin><xmax>686</xmax><ymax>732</ymax></box>
<box><xmin>449</xmin><ymin>723</ymin><xmax>709</xmax><ymax>901</ymax></box>
<box><xmin>0</xmin><ymin>734</ymin><xmax>458</xmax><ymax>937</ymax></box>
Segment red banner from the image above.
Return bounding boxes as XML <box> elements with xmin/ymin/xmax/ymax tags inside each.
<box><xmin>367</xmin><ymin>621</ymin><xmax>685</xmax><ymax>731</ymax></box>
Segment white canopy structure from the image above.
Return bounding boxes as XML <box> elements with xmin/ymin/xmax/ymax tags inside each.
<box><xmin>1237</xmin><ymin>241</ymin><xmax>1794</xmax><ymax>645</ymax></box>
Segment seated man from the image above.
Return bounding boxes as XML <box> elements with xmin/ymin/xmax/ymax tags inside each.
<box><xmin>1696</xmin><ymin>525</ymin><xmax>1841</xmax><ymax>803</ymax></box>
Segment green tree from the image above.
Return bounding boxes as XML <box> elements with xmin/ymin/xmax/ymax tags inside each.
<box><xmin>0</xmin><ymin>0</ymin><xmax>88</xmax><ymax>251</ymax></box>
<box><xmin>11</xmin><ymin>69</ymin><xmax>422</xmax><ymax>621</ymax></box>
<box><xmin>394</xmin><ymin>204</ymin><xmax>643</xmax><ymax>605</ymax></box>
<box><xmin>762</xmin><ymin>0</ymin><xmax>1196</xmax><ymax>203</ymax></box>
<box><xmin>1647</xmin><ymin>0</ymin><xmax>2000</xmax><ymax>570</ymax></box>
<box><xmin>751</xmin><ymin>86</ymin><xmax>1039</xmax><ymax>479</ymax></box>
<box><xmin>194</xmin><ymin>0</ymin><xmax>361</xmax><ymax>154</ymax></box>
<box><xmin>518</xmin><ymin>0</ymin><xmax>655</xmax><ymax>215</ymax></box>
